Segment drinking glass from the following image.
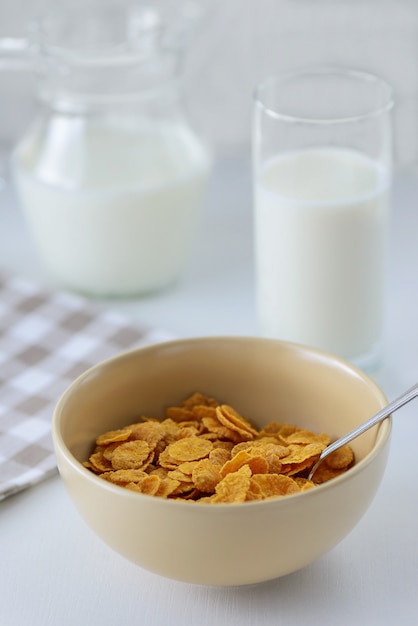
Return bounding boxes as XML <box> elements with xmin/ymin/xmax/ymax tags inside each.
<box><xmin>253</xmin><ymin>67</ymin><xmax>394</xmax><ymax>372</ymax></box>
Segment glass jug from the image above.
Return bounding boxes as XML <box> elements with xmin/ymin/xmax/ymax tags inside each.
<box><xmin>2</xmin><ymin>3</ymin><xmax>211</xmax><ymax>297</ymax></box>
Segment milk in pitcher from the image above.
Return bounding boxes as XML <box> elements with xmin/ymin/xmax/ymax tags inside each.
<box><xmin>13</xmin><ymin>118</ymin><xmax>210</xmax><ymax>295</ymax></box>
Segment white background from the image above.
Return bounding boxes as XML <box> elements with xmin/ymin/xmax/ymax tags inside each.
<box><xmin>1</xmin><ymin>0</ymin><xmax>418</xmax><ymax>165</ymax></box>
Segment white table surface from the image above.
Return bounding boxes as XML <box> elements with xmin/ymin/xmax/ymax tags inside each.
<box><xmin>1</xmin><ymin>157</ymin><xmax>418</xmax><ymax>626</ymax></box>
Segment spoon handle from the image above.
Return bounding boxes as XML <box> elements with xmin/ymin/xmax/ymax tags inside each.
<box><xmin>308</xmin><ymin>381</ymin><xmax>418</xmax><ymax>480</ymax></box>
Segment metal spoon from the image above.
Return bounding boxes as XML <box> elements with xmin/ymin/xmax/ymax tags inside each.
<box><xmin>308</xmin><ymin>381</ymin><xmax>418</xmax><ymax>481</ymax></box>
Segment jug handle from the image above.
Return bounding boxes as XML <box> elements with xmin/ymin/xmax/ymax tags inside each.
<box><xmin>0</xmin><ymin>38</ymin><xmax>31</xmax><ymax>71</ymax></box>
<box><xmin>0</xmin><ymin>38</ymin><xmax>32</xmax><ymax>186</ymax></box>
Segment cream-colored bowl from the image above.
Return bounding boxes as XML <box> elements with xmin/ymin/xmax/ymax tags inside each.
<box><xmin>52</xmin><ymin>337</ymin><xmax>391</xmax><ymax>586</ymax></box>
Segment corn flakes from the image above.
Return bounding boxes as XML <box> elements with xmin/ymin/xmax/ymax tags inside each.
<box><xmin>110</xmin><ymin>440</ymin><xmax>152</xmax><ymax>470</ymax></box>
<box><xmin>84</xmin><ymin>392</ymin><xmax>354</xmax><ymax>503</ymax></box>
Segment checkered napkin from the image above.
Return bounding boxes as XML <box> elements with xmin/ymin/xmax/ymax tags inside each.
<box><xmin>0</xmin><ymin>271</ymin><xmax>173</xmax><ymax>501</ymax></box>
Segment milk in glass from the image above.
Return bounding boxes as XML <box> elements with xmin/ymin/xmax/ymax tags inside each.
<box><xmin>255</xmin><ymin>147</ymin><xmax>390</xmax><ymax>362</ymax></box>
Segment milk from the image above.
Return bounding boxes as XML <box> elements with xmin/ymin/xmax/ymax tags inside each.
<box><xmin>12</xmin><ymin>118</ymin><xmax>210</xmax><ymax>296</ymax></box>
<box><xmin>254</xmin><ymin>147</ymin><xmax>390</xmax><ymax>365</ymax></box>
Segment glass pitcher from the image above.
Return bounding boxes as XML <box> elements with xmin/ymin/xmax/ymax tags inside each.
<box><xmin>2</xmin><ymin>2</ymin><xmax>211</xmax><ymax>297</ymax></box>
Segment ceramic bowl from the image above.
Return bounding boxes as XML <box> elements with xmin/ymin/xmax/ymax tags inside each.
<box><xmin>52</xmin><ymin>336</ymin><xmax>391</xmax><ymax>586</ymax></box>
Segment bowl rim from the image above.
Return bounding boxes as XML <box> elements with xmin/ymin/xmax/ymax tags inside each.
<box><xmin>52</xmin><ymin>335</ymin><xmax>392</xmax><ymax>510</ymax></box>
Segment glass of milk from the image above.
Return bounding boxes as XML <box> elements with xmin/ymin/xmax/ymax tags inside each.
<box><xmin>253</xmin><ymin>68</ymin><xmax>393</xmax><ymax>372</ymax></box>
<box><xmin>3</xmin><ymin>3</ymin><xmax>211</xmax><ymax>297</ymax></box>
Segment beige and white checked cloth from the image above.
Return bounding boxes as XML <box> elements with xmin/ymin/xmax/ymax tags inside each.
<box><xmin>0</xmin><ymin>271</ymin><xmax>172</xmax><ymax>501</ymax></box>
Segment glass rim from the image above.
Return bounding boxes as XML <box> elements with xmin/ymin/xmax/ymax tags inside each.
<box><xmin>254</xmin><ymin>66</ymin><xmax>394</xmax><ymax>125</ymax></box>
